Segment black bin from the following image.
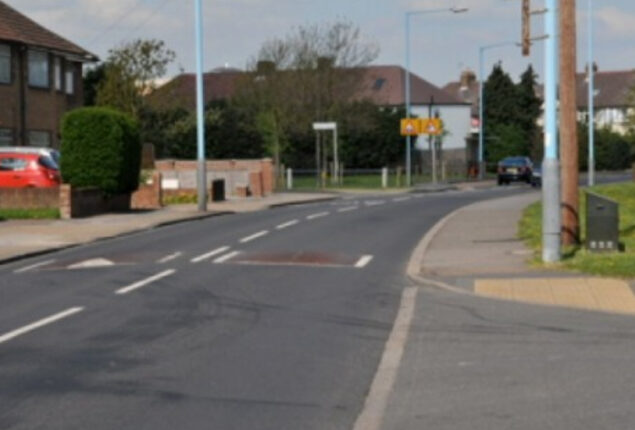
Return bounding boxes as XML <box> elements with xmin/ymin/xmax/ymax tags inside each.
<box><xmin>211</xmin><ymin>179</ymin><xmax>225</xmax><ymax>202</ymax></box>
<box><xmin>586</xmin><ymin>191</ymin><xmax>620</xmax><ymax>253</ymax></box>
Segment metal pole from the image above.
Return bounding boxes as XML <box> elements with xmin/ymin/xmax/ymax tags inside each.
<box><xmin>404</xmin><ymin>13</ymin><xmax>412</xmax><ymax>187</ymax></box>
<box><xmin>333</xmin><ymin>126</ymin><xmax>339</xmax><ymax>185</ymax></box>
<box><xmin>478</xmin><ymin>47</ymin><xmax>485</xmax><ymax>180</ymax></box>
<box><xmin>194</xmin><ymin>0</ymin><xmax>207</xmax><ymax>212</ymax></box>
<box><xmin>542</xmin><ymin>0</ymin><xmax>561</xmax><ymax>262</ymax></box>
<box><xmin>588</xmin><ymin>0</ymin><xmax>595</xmax><ymax>187</ymax></box>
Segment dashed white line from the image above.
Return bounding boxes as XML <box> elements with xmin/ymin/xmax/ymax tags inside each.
<box><xmin>365</xmin><ymin>200</ymin><xmax>386</xmax><ymax>207</ymax></box>
<box><xmin>115</xmin><ymin>269</ymin><xmax>176</xmax><ymax>295</ymax></box>
<box><xmin>190</xmin><ymin>246</ymin><xmax>230</xmax><ymax>263</ymax></box>
<box><xmin>0</xmin><ymin>307</ymin><xmax>84</xmax><ymax>345</ymax></box>
<box><xmin>306</xmin><ymin>212</ymin><xmax>330</xmax><ymax>220</ymax></box>
<box><xmin>276</xmin><ymin>220</ymin><xmax>299</xmax><ymax>230</ymax></box>
<box><xmin>158</xmin><ymin>252</ymin><xmax>182</xmax><ymax>264</ymax></box>
<box><xmin>338</xmin><ymin>206</ymin><xmax>359</xmax><ymax>213</ymax></box>
<box><xmin>240</xmin><ymin>230</ymin><xmax>269</xmax><ymax>243</ymax></box>
<box><xmin>213</xmin><ymin>251</ymin><xmax>240</xmax><ymax>264</ymax></box>
<box><xmin>14</xmin><ymin>259</ymin><xmax>55</xmax><ymax>274</ymax></box>
<box><xmin>355</xmin><ymin>255</ymin><xmax>374</xmax><ymax>268</ymax></box>
<box><xmin>393</xmin><ymin>196</ymin><xmax>411</xmax><ymax>202</ymax></box>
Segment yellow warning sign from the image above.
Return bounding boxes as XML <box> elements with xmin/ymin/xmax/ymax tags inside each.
<box><xmin>421</xmin><ymin>118</ymin><xmax>443</xmax><ymax>136</ymax></box>
<box><xmin>400</xmin><ymin>118</ymin><xmax>421</xmax><ymax>136</ymax></box>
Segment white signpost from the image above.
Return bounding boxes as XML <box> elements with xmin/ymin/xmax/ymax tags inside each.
<box><xmin>313</xmin><ymin>122</ymin><xmax>339</xmax><ymax>186</ymax></box>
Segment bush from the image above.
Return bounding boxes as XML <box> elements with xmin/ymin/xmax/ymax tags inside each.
<box><xmin>61</xmin><ymin>107</ymin><xmax>141</xmax><ymax>194</ymax></box>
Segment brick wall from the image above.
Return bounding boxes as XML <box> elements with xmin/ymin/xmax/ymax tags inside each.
<box><xmin>131</xmin><ymin>172</ymin><xmax>163</xmax><ymax>210</ymax></box>
<box><xmin>59</xmin><ymin>185</ymin><xmax>130</xmax><ymax>219</ymax></box>
<box><xmin>0</xmin><ymin>187</ymin><xmax>59</xmax><ymax>209</ymax></box>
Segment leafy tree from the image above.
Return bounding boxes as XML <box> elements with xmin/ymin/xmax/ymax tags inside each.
<box><xmin>483</xmin><ymin>63</ymin><xmax>518</xmax><ymax>132</ymax></box>
<box><xmin>83</xmin><ymin>63</ymin><xmax>106</xmax><ymax>106</ymax></box>
<box><xmin>96</xmin><ymin>39</ymin><xmax>176</xmax><ymax>118</ymax></box>
<box><xmin>516</xmin><ymin>65</ymin><xmax>542</xmax><ymax>157</ymax></box>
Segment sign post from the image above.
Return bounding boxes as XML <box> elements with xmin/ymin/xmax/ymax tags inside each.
<box><xmin>313</xmin><ymin>122</ymin><xmax>338</xmax><ymax>186</ymax></box>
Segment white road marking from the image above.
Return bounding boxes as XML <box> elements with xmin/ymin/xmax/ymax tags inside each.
<box><xmin>393</xmin><ymin>196</ymin><xmax>411</xmax><ymax>202</ymax></box>
<box><xmin>306</xmin><ymin>212</ymin><xmax>330</xmax><ymax>220</ymax></box>
<box><xmin>354</xmin><ymin>255</ymin><xmax>374</xmax><ymax>268</ymax></box>
<box><xmin>115</xmin><ymin>269</ymin><xmax>176</xmax><ymax>295</ymax></box>
<box><xmin>213</xmin><ymin>251</ymin><xmax>241</xmax><ymax>264</ymax></box>
<box><xmin>352</xmin><ymin>286</ymin><xmax>418</xmax><ymax>430</ymax></box>
<box><xmin>276</xmin><ymin>220</ymin><xmax>299</xmax><ymax>230</ymax></box>
<box><xmin>337</xmin><ymin>206</ymin><xmax>359</xmax><ymax>213</ymax></box>
<box><xmin>365</xmin><ymin>200</ymin><xmax>386</xmax><ymax>206</ymax></box>
<box><xmin>158</xmin><ymin>251</ymin><xmax>182</xmax><ymax>264</ymax></box>
<box><xmin>14</xmin><ymin>259</ymin><xmax>55</xmax><ymax>274</ymax></box>
<box><xmin>68</xmin><ymin>258</ymin><xmax>115</xmax><ymax>269</ymax></box>
<box><xmin>190</xmin><ymin>247</ymin><xmax>230</xmax><ymax>263</ymax></box>
<box><xmin>240</xmin><ymin>230</ymin><xmax>269</xmax><ymax>243</ymax></box>
<box><xmin>0</xmin><ymin>307</ymin><xmax>84</xmax><ymax>345</ymax></box>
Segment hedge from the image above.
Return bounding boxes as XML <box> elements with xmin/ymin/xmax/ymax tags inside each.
<box><xmin>61</xmin><ymin>107</ymin><xmax>141</xmax><ymax>194</ymax></box>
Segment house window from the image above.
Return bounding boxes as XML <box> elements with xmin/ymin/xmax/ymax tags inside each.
<box><xmin>0</xmin><ymin>44</ymin><xmax>10</xmax><ymax>84</ymax></box>
<box><xmin>54</xmin><ymin>57</ymin><xmax>62</xmax><ymax>91</ymax></box>
<box><xmin>28</xmin><ymin>50</ymin><xmax>49</xmax><ymax>88</ymax></box>
<box><xmin>28</xmin><ymin>130</ymin><xmax>51</xmax><ymax>147</ymax></box>
<box><xmin>0</xmin><ymin>128</ymin><xmax>13</xmax><ymax>146</ymax></box>
<box><xmin>65</xmin><ymin>68</ymin><xmax>74</xmax><ymax>95</ymax></box>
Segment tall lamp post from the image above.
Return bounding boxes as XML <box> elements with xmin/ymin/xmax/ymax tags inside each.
<box><xmin>587</xmin><ymin>0</ymin><xmax>595</xmax><ymax>187</ymax></box>
<box><xmin>194</xmin><ymin>0</ymin><xmax>207</xmax><ymax>212</ymax></box>
<box><xmin>404</xmin><ymin>6</ymin><xmax>468</xmax><ymax>187</ymax></box>
<box><xmin>478</xmin><ymin>42</ymin><xmax>517</xmax><ymax>180</ymax></box>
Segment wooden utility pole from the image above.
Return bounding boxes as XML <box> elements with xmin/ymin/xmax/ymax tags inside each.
<box><xmin>559</xmin><ymin>0</ymin><xmax>579</xmax><ymax>245</ymax></box>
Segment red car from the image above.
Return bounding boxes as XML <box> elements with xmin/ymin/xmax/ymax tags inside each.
<box><xmin>0</xmin><ymin>152</ymin><xmax>61</xmax><ymax>187</ymax></box>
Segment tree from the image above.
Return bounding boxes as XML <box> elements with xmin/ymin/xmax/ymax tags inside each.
<box><xmin>83</xmin><ymin>63</ymin><xmax>106</xmax><ymax>106</ymax></box>
<box><xmin>96</xmin><ymin>39</ymin><xmax>176</xmax><ymax>118</ymax></box>
<box><xmin>516</xmin><ymin>65</ymin><xmax>542</xmax><ymax>157</ymax></box>
<box><xmin>483</xmin><ymin>63</ymin><xmax>519</xmax><ymax>131</ymax></box>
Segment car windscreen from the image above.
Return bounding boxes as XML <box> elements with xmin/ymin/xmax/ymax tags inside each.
<box><xmin>501</xmin><ymin>157</ymin><xmax>528</xmax><ymax>166</ymax></box>
<box><xmin>38</xmin><ymin>155</ymin><xmax>59</xmax><ymax>170</ymax></box>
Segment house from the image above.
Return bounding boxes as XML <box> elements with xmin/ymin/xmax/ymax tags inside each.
<box><xmin>149</xmin><ymin>65</ymin><xmax>473</xmax><ymax>170</ymax></box>
<box><xmin>0</xmin><ymin>1</ymin><xmax>97</xmax><ymax>148</ymax></box>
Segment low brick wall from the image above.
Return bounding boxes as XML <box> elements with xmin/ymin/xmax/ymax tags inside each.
<box><xmin>131</xmin><ymin>172</ymin><xmax>163</xmax><ymax>210</ymax></box>
<box><xmin>0</xmin><ymin>187</ymin><xmax>59</xmax><ymax>209</ymax></box>
<box><xmin>59</xmin><ymin>185</ymin><xmax>130</xmax><ymax>219</ymax></box>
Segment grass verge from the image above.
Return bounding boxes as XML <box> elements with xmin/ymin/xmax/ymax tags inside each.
<box><xmin>0</xmin><ymin>208</ymin><xmax>60</xmax><ymax>220</ymax></box>
<box><xmin>519</xmin><ymin>182</ymin><xmax>635</xmax><ymax>278</ymax></box>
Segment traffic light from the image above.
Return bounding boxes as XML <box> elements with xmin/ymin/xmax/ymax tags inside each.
<box><xmin>522</xmin><ymin>0</ymin><xmax>531</xmax><ymax>56</ymax></box>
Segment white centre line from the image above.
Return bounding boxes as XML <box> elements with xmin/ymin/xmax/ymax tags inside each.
<box><xmin>393</xmin><ymin>196</ymin><xmax>411</xmax><ymax>202</ymax></box>
<box><xmin>115</xmin><ymin>269</ymin><xmax>176</xmax><ymax>295</ymax></box>
<box><xmin>158</xmin><ymin>252</ymin><xmax>183</xmax><ymax>264</ymax></box>
<box><xmin>240</xmin><ymin>230</ymin><xmax>269</xmax><ymax>243</ymax></box>
<box><xmin>14</xmin><ymin>259</ymin><xmax>55</xmax><ymax>274</ymax></box>
<box><xmin>365</xmin><ymin>200</ymin><xmax>386</xmax><ymax>207</ymax></box>
<box><xmin>276</xmin><ymin>220</ymin><xmax>299</xmax><ymax>230</ymax></box>
<box><xmin>213</xmin><ymin>251</ymin><xmax>240</xmax><ymax>264</ymax></box>
<box><xmin>355</xmin><ymin>255</ymin><xmax>374</xmax><ymax>268</ymax></box>
<box><xmin>0</xmin><ymin>307</ymin><xmax>84</xmax><ymax>345</ymax></box>
<box><xmin>338</xmin><ymin>206</ymin><xmax>359</xmax><ymax>213</ymax></box>
<box><xmin>191</xmin><ymin>246</ymin><xmax>230</xmax><ymax>263</ymax></box>
<box><xmin>306</xmin><ymin>211</ymin><xmax>330</xmax><ymax>220</ymax></box>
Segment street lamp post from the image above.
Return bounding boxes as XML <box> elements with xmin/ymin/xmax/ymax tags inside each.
<box><xmin>194</xmin><ymin>0</ymin><xmax>207</xmax><ymax>212</ymax></box>
<box><xmin>404</xmin><ymin>7</ymin><xmax>467</xmax><ymax>187</ymax></box>
<box><xmin>478</xmin><ymin>42</ymin><xmax>517</xmax><ymax>181</ymax></box>
<box><xmin>587</xmin><ymin>0</ymin><xmax>595</xmax><ymax>187</ymax></box>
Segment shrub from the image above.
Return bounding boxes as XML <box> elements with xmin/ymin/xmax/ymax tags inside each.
<box><xmin>61</xmin><ymin>107</ymin><xmax>141</xmax><ymax>194</ymax></box>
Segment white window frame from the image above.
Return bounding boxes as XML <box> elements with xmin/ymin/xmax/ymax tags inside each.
<box><xmin>65</xmin><ymin>67</ymin><xmax>74</xmax><ymax>95</ymax></box>
<box><xmin>28</xmin><ymin>50</ymin><xmax>49</xmax><ymax>88</ymax></box>
<box><xmin>54</xmin><ymin>57</ymin><xmax>62</xmax><ymax>91</ymax></box>
<box><xmin>0</xmin><ymin>44</ymin><xmax>10</xmax><ymax>84</ymax></box>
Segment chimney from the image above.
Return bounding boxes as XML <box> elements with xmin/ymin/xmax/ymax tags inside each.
<box><xmin>460</xmin><ymin>69</ymin><xmax>476</xmax><ymax>90</ymax></box>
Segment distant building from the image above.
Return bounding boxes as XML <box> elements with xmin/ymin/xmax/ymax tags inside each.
<box><xmin>0</xmin><ymin>1</ymin><xmax>97</xmax><ymax>148</ymax></box>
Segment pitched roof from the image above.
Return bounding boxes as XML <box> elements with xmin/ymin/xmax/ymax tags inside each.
<box><xmin>0</xmin><ymin>1</ymin><xmax>97</xmax><ymax>61</ymax></box>
<box><xmin>359</xmin><ymin>65</ymin><xmax>466</xmax><ymax>106</ymax></box>
<box><xmin>577</xmin><ymin>69</ymin><xmax>635</xmax><ymax>109</ymax></box>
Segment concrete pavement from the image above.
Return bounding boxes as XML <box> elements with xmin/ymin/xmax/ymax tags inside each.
<box><xmin>0</xmin><ymin>192</ymin><xmax>337</xmax><ymax>263</ymax></box>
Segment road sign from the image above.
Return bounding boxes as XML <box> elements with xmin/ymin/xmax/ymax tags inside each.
<box><xmin>400</xmin><ymin>118</ymin><xmax>421</xmax><ymax>136</ymax></box>
<box><xmin>421</xmin><ymin>118</ymin><xmax>443</xmax><ymax>136</ymax></box>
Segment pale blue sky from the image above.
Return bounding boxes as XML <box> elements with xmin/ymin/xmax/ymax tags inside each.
<box><xmin>8</xmin><ymin>0</ymin><xmax>635</xmax><ymax>87</ymax></box>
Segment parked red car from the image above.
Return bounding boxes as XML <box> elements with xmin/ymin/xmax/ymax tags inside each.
<box><xmin>0</xmin><ymin>152</ymin><xmax>61</xmax><ymax>187</ymax></box>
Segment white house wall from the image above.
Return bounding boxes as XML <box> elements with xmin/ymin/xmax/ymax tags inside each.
<box><xmin>410</xmin><ymin>105</ymin><xmax>472</xmax><ymax>150</ymax></box>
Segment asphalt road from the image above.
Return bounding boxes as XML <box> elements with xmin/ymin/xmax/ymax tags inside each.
<box><xmin>0</xmin><ymin>181</ymin><xmax>629</xmax><ymax>430</ymax></box>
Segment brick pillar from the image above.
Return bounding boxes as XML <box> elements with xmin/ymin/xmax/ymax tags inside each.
<box><xmin>261</xmin><ymin>158</ymin><xmax>274</xmax><ymax>195</ymax></box>
<box><xmin>59</xmin><ymin>184</ymin><xmax>72</xmax><ymax>219</ymax></box>
<box><xmin>249</xmin><ymin>171</ymin><xmax>263</xmax><ymax>197</ymax></box>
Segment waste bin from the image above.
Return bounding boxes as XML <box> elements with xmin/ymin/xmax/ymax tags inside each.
<box><xmin>586</xmin><ymin>191</ymin><xmax>620</xmax><ymax>253</ymax></box>
<box><xmin>211</xmin><ymin>179</ymin><xmax>225</xmax><ymax>202</ymax></box>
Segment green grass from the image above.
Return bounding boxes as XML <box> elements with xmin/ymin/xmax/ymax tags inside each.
<box><xmin>0</xmin><ymin>208</ymin><xmax>60</xmax><ymax>220</ymax></box>
<box><xmin>519</xmin><ymin>182</ymin><xmax>635</xmax><ymax>278</ymax></box>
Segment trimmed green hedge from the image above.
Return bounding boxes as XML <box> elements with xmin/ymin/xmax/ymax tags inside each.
<box><xmin>61</xmin><ymin>107</ymin><xmax>141</xmax><ymax>194</ymax></box>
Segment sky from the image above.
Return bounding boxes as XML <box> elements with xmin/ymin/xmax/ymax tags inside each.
<box><xmin>7</xmin><ymin>0</ymin><xmax>635</xmax><ymax>87</ymax></box>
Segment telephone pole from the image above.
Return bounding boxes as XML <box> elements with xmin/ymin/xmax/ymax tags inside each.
<box><xmin>559</xmin><ymin>0</ymin><xmax>579</xmax><ymax>245</ymax></box>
